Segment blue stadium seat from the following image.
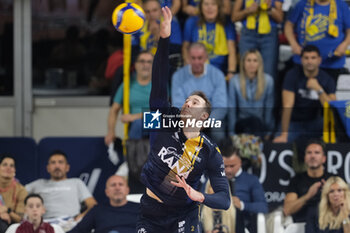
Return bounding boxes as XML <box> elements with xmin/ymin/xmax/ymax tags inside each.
<box><xmin>0</xmin><ymin>137</ymin><xmax>38</xmax><ymax>184</ymax></box>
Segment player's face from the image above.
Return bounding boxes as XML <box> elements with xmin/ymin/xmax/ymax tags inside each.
<box><xmin>180</xmin><ymin>95</ymin><xmax>208</xmax><ymax>121</ymax></box>
<box><xmin>25</xmin><ymin>197</ymin><xmax>45</xmax><ymax>224</ymax></box>
<box><xmin>304</xmin><ymin>144</ymin><xmax>326</xmax><ymax>170</ymax></box>
<box><xmin>244</xmin><ymin>53</ymin><xmax>259</xmax><ymax>77</ymax></box>
<box><xmin>301</xmin><ymin>51</ymin><xmax>321</xmax><ymax>73</ymax></box>
<box><xmin>201</xmin><ymin>0</ymin><xmax>219</xmax><ymax>22</ymax></box>
<box><xmin>328</xmin><ymin>183</ymin><xmax>345</xmax><ymax>209</ymax></box>
<box><xmin>105</xmin><ymin>176</ymin><xmax>129</xmax><ymax>204</ymax></box>
<box><xmin>223</xmin><ymin>155</ymin><xmax>241</xmax><ymax>180</ymax></box>
<box><xmin>0</xmin><ymin>157</ymin><xmax>15</xmax><ymax>180</ymax></box>
<box><xmin>144</xmin><ymin>1</ymin><xmax>161</xmax><ymax>21</ymax></box>
<box><xmin>47</xmin><ymin>154</ymin><xmax>70</xmax><ymax>181</ymax></box>
<box><xmin>189</xmin><ymin>47</ymin><xmax>207</xmax><ymax>76</ymax></box>
<box><xmin>135</xmin><ymin>53</ymin><xmax>153</xmax><ymax>79</ymax></box>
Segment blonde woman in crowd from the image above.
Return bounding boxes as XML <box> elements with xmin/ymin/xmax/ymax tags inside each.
<box><xmin>306</xmin><ymin>176</ymin><xmax>350</xmax><ymax>233</ymax></box>
<box><xmin>228</xmin><ymin>49</ymin><xmax>274</xmax><ymax>138</ymax></box>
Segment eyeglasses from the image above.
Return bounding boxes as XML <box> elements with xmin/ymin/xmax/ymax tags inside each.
<box><xmin>136</xmin><ymin>60</ymin><xmax>153</xmax><ymax>64</ymax></box>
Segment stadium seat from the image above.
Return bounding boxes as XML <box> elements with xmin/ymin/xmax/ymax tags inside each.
<box><xmin>0</xmin><ymin>137</ymin><xmax>38</xmax><ymax>184</ymax></box>
<box><xmin>335</xmin><ymin>74</ymin><xmax>350</xmax><ymax>100</ymax></box>
<box><xmin>284</xmin><ymin>222</ymin><xmax>306</xmax><ymax>233</ymax></box>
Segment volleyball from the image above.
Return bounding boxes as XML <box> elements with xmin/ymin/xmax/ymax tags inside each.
<box><xmin>112</xmin><ymin>3</ymin><xmax>145</xmax><ymax>34</ymax></box>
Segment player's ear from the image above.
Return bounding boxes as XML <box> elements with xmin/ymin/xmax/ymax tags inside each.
<box><xmin>200</xmin><ymin>111</ymin><xmax>209</xmax><ymax>121</ymax></box>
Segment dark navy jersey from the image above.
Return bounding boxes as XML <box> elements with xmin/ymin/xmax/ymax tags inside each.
<box><xmin>140</xmin><ymin>37</ymin><xmax>230</xmax><ymax>210</ymax></box>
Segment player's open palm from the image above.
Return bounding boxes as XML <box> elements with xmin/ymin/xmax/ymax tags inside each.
<box><xmin>160</xmin><ymin>6</ymin><xmax>172</xmax><ymax>38</ymax></box>
<box><xmin>171</xmin><ymin>175</ymin><xmax>205</xmax><ymax>203</ymax></box>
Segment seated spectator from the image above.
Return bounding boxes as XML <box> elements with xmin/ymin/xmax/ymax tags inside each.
<box><xmin>68</xmin><ymin>175</ymin><xmax>140</xmax><ymax>233</ymax></box>
<box><xmin>221</xmin><ymin>140</ymin><xmax>268</xmax><ymax>233</ymax></box>
<box><xmin>182</xmin><ymin>0</ymin><xmax>231</xmax><ymax>16</ymax></box>
<box><xmin>228</xmin><ymin>49</ymin><xmax>274</xmax><ymax>138</ymax></box>
<box><xmin>273</xmin><ymin>45</ymin><xmax>336</xmax><ymax>143</ymax></box>
<box><xmin>25</xmin><ymin>150</ymin><xmax>97</xmax><ymax>231</ymax></box>
<box><xmin>182</xmin><ymin>0</ymin><xmax>237</xmax><ymax>75</ymax></box>
<box><xmin>105</xmin><ymin>51</ymin><xmax>153</xmax><ymax>144</ymax></box>
<box><xmin>5</xmin><ymin>193</ymin><xmax>64</xmax><ymax>233</ymax></box>
<box><xmin>0</xmin><ymin>154</ymin><xmax>28</xmax><ymax>231</ymax></box>
<box><xmin>171</xmin><ymin>42</ymin><xmax>227</xmax><ymax>143</ymax></box>
<box><xmin>284</xmin><ymin>0</ymin><xmax>350</xmax><ymax>83</ymax></box>
<box><xmin>284</xmin><ymin>139</ymin><xmax>332</xmax><ymax>223</ymax></box>
<box><xmin>201</xmin><ymin>181</ymin><xmax>236</xmax><ymax>233</ymax></box>
<box><xmin>132</xmin><ymin>0</ymin><xmax>182</xmax><ymax>56</ymax></box>
<box><xmin>232</xmin><ymin>0</ymin><xmax>283</xmax><ymax>80</ymax></box>
<box><xmin>305</xmin><ymin>176</ymin><xmax>350</xmax><ymax>233</ymax></box>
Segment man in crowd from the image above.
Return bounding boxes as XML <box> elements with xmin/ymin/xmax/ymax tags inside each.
<box><xmin>26</xmin><ymin>150</ymin><xmax>97</xmax><ymax>231</ymax></box>
<box><xmin>284</xmin><ymin>139</ymin><xmax>332</xmax><ymax>222</ymax></box>
<box><xmin>221</xmin><ymin>140</ymin><xmax>268</xmax><ymax>233</ymax></box>
<box><xmin>68</xmin><ymin>175</ymin><xmax>140</xmax><ymax>233</ymax></box>
<box><xmin>171</xmin><ymin>42</ymin><xmax>227</xmax><ymax>143</ymax></box>
<box><xmin>274</xmin><ymin>45</ymin><xmax>336</xmax><ymax>143</ymax></box>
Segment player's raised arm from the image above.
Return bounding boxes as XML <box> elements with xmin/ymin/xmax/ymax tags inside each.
<box><xmin>149</xmin><ymin>7</ymin><xmax>172</xmax><ymax>110</ymax></box>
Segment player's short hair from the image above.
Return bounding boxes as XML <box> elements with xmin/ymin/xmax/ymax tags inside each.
<box><xmin>190</xmin><ymin>91</ymin><xmax>211</xmax><ymax>116</ymax></box>
<box><xmin>301</xmin><ymin>45</ymin><xmax>321</xmax><ymax>57</ymax></box>
<box><xmin>0</xmin><ymin>154</ymin><xmax>16</xmax><ymax>168</ymax></box>
<box><xmin>48</xmin><ymin>150</ymin><xmax>68</xmax><ymax>163</ymax></box>
<box><xmin>188</xmin><ymin>42</ymin><xmax>207</xmax><ymax>55</ymax></box>
<box><xmin>305</xmin><ymin>139</ymin><xmax>326</xmax><ymax>155</ymax></box>
<box><xmin>25</xmin><ymin>193</ymin><xmax>44</xmax><ymax>205</ymax></box>
<box><xmin>219</xmin><ymin>138</ymin><xmax>241</xmax><ymax>158</ymax></box>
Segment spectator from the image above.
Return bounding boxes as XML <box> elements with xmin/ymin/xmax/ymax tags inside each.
<box><xmin>228</xmin><ymin>49</ymin><xmax>274</xmax><ymax>138</ymax></box>
<box><xmin>171</xmin><ymin>42</ymin><xmax>227</xmax><ymax>143</ymax></box>
<box><xmin>221</xmin><ymin>140</ymin><xmax>268</xmax><ymax>233</ymax></box>
<box><xmin>232</xmin><ymin>0</ymin><xmax>283</xmax><ymax>80</ymax></box>
<box><xmin>68</xmin><ymin>175</ymin><xmax>139</xmax><ymax>233</ymax></box>
<box><xmin>273</xmin><ymin>45</ymin><xmax>336</xmax><ymax>143</ymax></box>
<box><xmin>25</xmin><ymin>150</ymin><xmax>97</xmax><ymax>231</ymax></box>
<box><xmin>284</xmin><ymin>0</ymin><xmax>350</xmax><ymax>83</ymax></box>
<box><xmin>182</xmin><ymin>0</ymin><xmax>237</xmax><ymax>75</ymax></box>
<box><xmin>0</xmin><ymin>155</ymin><xmax>27</xmax><ymax>231</ymax></box>
<box><xmin>182</xmin><ymin>0</ymin><xmax>231</xmax><ymax>16</ymax></box>
<box><xmin>201</xmin><ymin>181</ymin><xmax>236</xmax><ymax>233</ymax></box>
<box><xmin>5</xmin><ymin>193</ymin><xmax>64</xmax><ymax>233</ymax></box>
<box><xmin>105</xmin><ymin>51</ymin><xmax>153</xmax><ymax>144</ymax></box>
<box><xmin>305</xmin><ymin>176</ymin><xmax>350</xmax><ymax>233</ymax></box>
<box><xmin>132</xmin><ymin>0</ymin><xmax>182</xmax><ymax>55</ymax></box>
<box><xmin>284</xmin><ymin>139</ymin><xmax>332</xmax><ymax>223</ymax></box>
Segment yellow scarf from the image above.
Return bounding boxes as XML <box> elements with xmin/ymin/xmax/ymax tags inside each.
<box><xmin>140</xmin><ymin>20</ymin><xmax>159</xmax><ymax>55</ymax></box>
<box><xmin>246</xmin><ymin>0</ymin><xmax>271</xmax><ymax>34</ymax></box>
<box><xmin>199</xmin><ymin>23</ymin><xmax>228</xmax><ymax>56</ymax></box>
<box><xmin>305</xmin><ymin>0</ymin><xmax>338</xmax><ymax>38</ymax></box>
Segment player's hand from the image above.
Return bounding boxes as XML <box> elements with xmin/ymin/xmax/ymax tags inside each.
<box><xmin>334</xmin><ymin>41</ymin><xmax>347</xmax><ymax>57</ymax></box>
<box><xmin>291</xmin><ymin>43</ymin><xmax>302</xmax><ymax>55</ymax></box>
<box><xmin>306</xmin><ymin>78</ymin><xmax>322</xmax><ymax>91</ymax></box>
<box><xmin>306</xmin><ymin>180</ymin><xmax>323</xmax><ymax>200</ymax></box>
<box><xmin>273</xmin><ymin>133</ymin><xmax>288</xmax><ymax>143</ymax></box>
<box><xmin>171</xmin><ymin>175</ymin><xmax>205</xmax><ymax>203</ymax></box>
<box><xmin>160</xmin><ymin>6</ymin><xmax>172</xmax><ymax>38</ymax></box>
<box><xmin>105</xmin><ymin>132</ymin><xmax>115</xmax><ymax>145</ymax></box>
<box><xmin>232</xmin><ymin>196</ymin><xmax>242</xmax><ymax>209</ymax></box>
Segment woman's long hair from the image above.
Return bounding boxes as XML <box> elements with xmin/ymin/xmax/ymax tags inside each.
<box><xmin>198</xmin><ymin>0</ymin><xmax>225</xmax><ymax>25</ymax></box>
<box><xmin>319</xmin><ymin>176</ymin><xmax>350</xmax><ymax>230</ymax></box>
<box><xmin>239</xmin><ymin>49</ymin><xmax>265</xmax><ymax>100</ymax></box>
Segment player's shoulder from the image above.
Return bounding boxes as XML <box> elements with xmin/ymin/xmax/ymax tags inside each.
<box><xmin>201</xmin><ymin>133</ymin><xmax>221</xmax><ymax>153</ymax></box>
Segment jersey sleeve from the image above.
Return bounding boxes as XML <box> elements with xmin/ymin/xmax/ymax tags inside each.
<box><xmin>149</xmin><ymin>37</ymin><xmax>170</xmax><ymax>110</ymax></box>
<box><xmin>202</xmin><ymin>147</ymin><xmax>231</xmax><ymax>210</ymax></box>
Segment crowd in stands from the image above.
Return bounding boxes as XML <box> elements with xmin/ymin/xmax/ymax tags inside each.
<box><xmin>1</xmin><ymin>0</ymin><xmax>350</xmax><ymax>232</ymax></box>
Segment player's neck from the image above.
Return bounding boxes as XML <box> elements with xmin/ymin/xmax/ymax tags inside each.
<box><xmin>183</xmin><ymin>128</ymin><xmax>200</xmax><ymax>139</ymax></box>
<box><xmin>307</xmin><ymin>166</ymin><xmax>324</xmax><ymax>178</ymax></box>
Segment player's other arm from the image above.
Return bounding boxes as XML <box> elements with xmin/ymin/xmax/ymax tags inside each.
<box><xmin>149</xmin><ymin>7</ymin><xmax>172</xmax><ymax>110</ymax></box>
